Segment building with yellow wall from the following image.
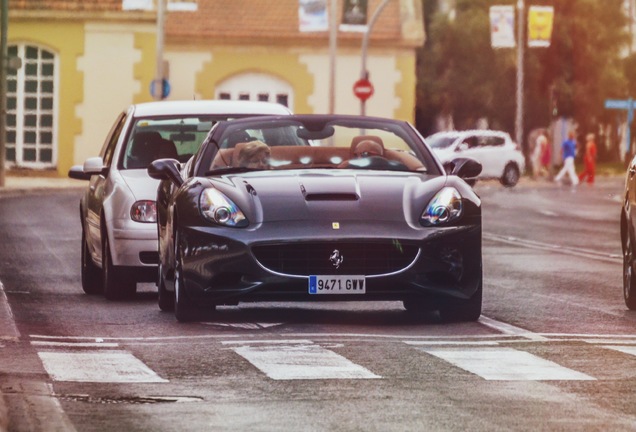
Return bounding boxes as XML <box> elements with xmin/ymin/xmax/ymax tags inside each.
<box><xmin>7</xmin><ymin>0</ymin><xmax>424</xmax><ymax>176</ymax></box>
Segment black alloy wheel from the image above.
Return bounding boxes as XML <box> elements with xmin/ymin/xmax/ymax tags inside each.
<box><xmin>174</xmin><ymin>231</ymin><xmax>195</xmax><ymax>322</ymax></box>
<box><xmin>157</xmin><ymin>262</ymin><xmax>175</xmax><ymax>311</ymax></box>
<box><xmin>623</xmin><ymin>229</ymin><xmax>636</xmax><ymax>310</ymax></box>
<box><xmin>500</xmin><ymin>164</ymin><xmax>520</xmax><ymax>187</ymax></box>
<box><xmin>81</xmin><ymin>229</ymin><xmax>103</xmax><ymax>295</ymax></box>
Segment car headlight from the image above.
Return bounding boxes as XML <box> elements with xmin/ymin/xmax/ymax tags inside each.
<box><xmin>420</xmin><ymin>187</ymin><xmax>463</xmax><ymax>226</ymax></box>
<box><xmin>199</xmin><ymin>188</ymin><xmax>248</xmax><ymax>227</ymax></box>
<box><xmin>130</xmin><ymin>200</ymin><xmax>157</xmax><ymax>223</ymax></box>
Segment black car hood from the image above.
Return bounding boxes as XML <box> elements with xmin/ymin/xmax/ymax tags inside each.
<box><xmin>208</xmin><ymin>171</ymin><xmax>447</xmax><ymax>225</ymax></box>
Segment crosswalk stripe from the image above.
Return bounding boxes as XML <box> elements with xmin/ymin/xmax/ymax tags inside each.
<box><xmin>38</xmin><ymin>351</ymin><xmax>168</xmax><ymax>383</ymax></box>
<box><xmin>232</xmin><ymin>342</ymin><xmax>381</xmax><ymax>380</ymax></box>
<box><xmin>602</xmin><ymin>345</ymin><xmax>636</xmax><ymax>356</ymax></box>
<box><xmin>419</xmin><ymin>347</ymin><xmax>596</xmax><ymax>381</ymax></box>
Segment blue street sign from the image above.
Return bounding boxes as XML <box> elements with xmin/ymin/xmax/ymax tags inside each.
<box><xmin>150</xmin><ymin>79</ymin><xmax>171</xmax><ymax>99</ymax></box>
<box><xmin>605</xmin><ymin>99</ymin><xmax>636</xmax><ymax>110</ymax></box>
<box><xmin>604</xmin><ymin>98</ymin><xmax>635</xmax><ymax>154</ymax></box>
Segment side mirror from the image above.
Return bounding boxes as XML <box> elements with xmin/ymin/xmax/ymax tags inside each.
<box><xmin>148</xmin><ymin>158</ymin><xmax>183</xmax><ymax>187</ymax></box>
<box><xmin>447</xmin><ymin>157</ymin><xmax>482</xmax><ymax>180</ymax></box>
<box><xmin>68</xmin><ymin>157</ymin><xmax>107</xmax><ymax>180</ymax></box>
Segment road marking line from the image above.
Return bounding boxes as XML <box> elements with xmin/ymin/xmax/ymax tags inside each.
<box><xmin>0</xmin><ymin>281</ymin><xmax>20</xmax><ymax>340</ymax></box>
<box><xmin>31</xmin><ymin>341</ymin><xmax>119</xmax><ymax>348</ymax></box>
<box><xmin>602</xmin><ymin>345</ymin><xmax>636</xmax><ymax>356</ymax></box>
<box><xmin>38</xmin><ymin>351</ymin><xmax>168</xmax><ymax>383</ymax></box>
<box><xmin>232</xmin><ymin>342</ymin><xmax>380</xmax><ymax>380</ymax></box>
<box><xmin>421</xmin><ymin>347</ymin><xmax>595</xmax><ymax>381</ymax></box>
<box><xmin>404</xmin><ymin>341</ymin><xmax>500</xmax><ymax>346</ymax></box>
<box><xmin>479</xmin><ymin>316</ymin><xmax>548</xmax><ymax>341</ymax></box>
<box><xmin>203</xmin><ymin>322</ymin><xmax>284</xmax><ymax>330</ymax></box>
<box><xmin>483</xmin><ymin>232</ymin><xmax>621</xmax><ymax>262</ymax></box>
<box><xmin>222</xmin><ymin>339</ymin><xmax>313</xmax><ymax>345</ymax></box>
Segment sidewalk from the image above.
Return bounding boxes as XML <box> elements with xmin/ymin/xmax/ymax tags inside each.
<box><xmin>0</xmin><ymin>171</ymin><xmax>84</xmax><ymax>196</ymax></box>
<box><xmin>0</xmin><ymin>171</ymin><xmax>83</xmax><ymax>431</ymax></box>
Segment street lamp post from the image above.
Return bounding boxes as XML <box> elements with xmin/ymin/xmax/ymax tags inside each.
<box><xmin>515</xmin><ymin>0</ymin><xmax>525</xmax><ymax>151</ymax></box>
<box><xmin>0</xmin><ymin>0</ymin><xmax>7</xmax><ymax>187</ymax></box>
<box><xmin>359</xmin><ymin>0</ymin><xmax>391</xmax><ymax>115</ymax></box>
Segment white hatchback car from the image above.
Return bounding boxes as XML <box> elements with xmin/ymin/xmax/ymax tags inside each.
<box><xmin>426</xmin><ymin>130</ymin><xmax>525</xmax><ymax>187</ymax></box>
<box><xmin>69</xmin><ymin>100</ymin><xmax>292</xmax><ymax>300</ymax></box>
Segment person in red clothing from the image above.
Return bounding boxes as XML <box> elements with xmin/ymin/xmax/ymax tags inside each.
<box><xmin>578</xmin><ymin>133</ymin><xmax>598</xmax><ymax>184</ymax></box>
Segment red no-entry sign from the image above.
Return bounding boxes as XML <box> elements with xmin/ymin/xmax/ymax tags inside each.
<box><xmin>353</xmin><ymin>78</ymin><xmax>374</xmax><ymax>102</ymax></box>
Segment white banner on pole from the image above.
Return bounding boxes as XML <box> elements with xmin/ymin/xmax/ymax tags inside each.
<box><xmin>299</xmin><ymin>0</ymin><xmax>329</xmax><ymax>32</ymax></box>
<box><xmin>490</xmin><ymin>5</ymin><xmax>515</xmax><ymax>48</ymax></box>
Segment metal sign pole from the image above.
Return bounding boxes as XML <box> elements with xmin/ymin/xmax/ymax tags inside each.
<box><xmin>154</xmin><ymin>0</ymin><xmax>166</xmax><ymax>100</ymax></box>
<box><xmin>328</xmin><ymin>0</ymin><xmax>337</xmax><ymax>114</ymax></box>
<box><xmin>359</xmin><ymin>0</ymin><xmax>391</xmax><ymax>116</ymax></box>
<box><xmin>515</xmin><ymin>0</ymin><xmax>525</xmax><ymax>151</ymax></box>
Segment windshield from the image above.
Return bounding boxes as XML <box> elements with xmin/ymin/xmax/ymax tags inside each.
<box><xmin>426</xmin><ymin>135</ymin><xmax>458</xmax><ymax>149</ymax></box>
<box><xmin>122</xmin><ymin>116</ymin><xmax>217</xmax><ymax>169</ymax></box>
<box><xmin>207</xmin><ymin>118</ymin><xmax>436</xmax><ymax>174</ymax></box>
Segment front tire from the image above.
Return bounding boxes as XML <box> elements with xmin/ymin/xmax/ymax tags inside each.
<box><xmin>437</xmin><ymin>281</ymin><xmax>483</xmax><ymax>322</ymax></box>
<box><xmin>103</xmin><ymin>234</ymin><xmax>136</xmax><ymax>300</ymax></box>
<box><xmin>157</xmin><ymin>263</ymin><xmax>175</xmax><ymax>312</ymax></box>
<box><xmin>81</xmin><ymin>230</ymin><xmax>103</xmax><ymax>295</ymax></box>
<box><xmin>500</xmin><ymin>163</ymin><xmax>520</xmax><ymax>187</ymax></box>
<box><xmin>623</xmin><ymin>229</ymin><xmax>636</xmax><ymax>310</ymax></box>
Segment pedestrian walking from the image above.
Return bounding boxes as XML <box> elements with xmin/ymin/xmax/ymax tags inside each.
<box><xmin>554</xmin><ymin>131</ymin><xmax>579</xmax><ymax>186</ymax></box>
<box><xmin>532</xmin><ymin>133</ymin><xmax>551</xmax><ymax>179</ymax></box>
<box><xmin>578</xmin><ymin>133</ymin><xmax>598</xmax><ymax>184</ymax></box>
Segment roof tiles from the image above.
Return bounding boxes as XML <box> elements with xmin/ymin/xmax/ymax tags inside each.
<box><xmin>10</xmin><ymin>0</ymin><xmax>408</xmax><ymax>44</ymax></box>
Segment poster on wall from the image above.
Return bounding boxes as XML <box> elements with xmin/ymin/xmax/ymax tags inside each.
<box><xmin>167</xmin><ymin>0</ymin><xmax>197</xmax><ymax>11</ymax></box>
<box><xmin>122</xmin><ymin>0</ymin><xmax>197</xmax><ymax>11</ymax></box>
<box><xmin>489</xmin><ymin>5</ymin><xmax>515</xmax><ymax>48</ymax></box>
<box><xmin>299</xmin><ymin>0</ymin><xmax>329</xmax><ymax>32</ymax></box>
<box><xmin>528</xmin><ymin>5</ymin><xmax>554</xmax><ymax>47</ymax></box>
<box><xmin>122</xmin><ymin>0</ymin><xmax>152</xmax><ymax>10</ymax></box>
<box><xmin>340</xmin><ymin>0</ymin><xmax>368</xmax><ymax>32</ymax></box>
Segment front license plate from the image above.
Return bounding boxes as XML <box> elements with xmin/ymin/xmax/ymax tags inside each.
<box><xmin>308</xmin><ymin>275</ymin><xmax>366</xmax><ymax>294</ymax></box>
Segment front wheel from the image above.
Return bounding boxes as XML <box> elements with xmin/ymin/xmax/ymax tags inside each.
<box><xmin>81</xmin><ymin>230</ymin><xmax>102</xmax><ymax>295</ymax></box>
<box><xmin>500</xmin><ymin>163</ymin><xmax>520</xmax><ymax>187</ymax></box>
<box><xmin>623</xmin><ymin>230</ymin><xmax>636</xmax><ymax>310</ymax></box>
<box><xmin>157</xmin><ymin>263</ymin><xmax>175</xmax><ymax>312</ymax></box>
<box><xmin>437</xmin><ymin>281</ymin><xmax>483</xmax><ymax>322</ymax></box>
<box><xmin>103</xmin><ymin>234</ymin><xmax>136</xmax><ymax>300</ymax></box>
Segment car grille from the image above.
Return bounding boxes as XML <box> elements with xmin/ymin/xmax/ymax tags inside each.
<box><xmin>252</xmin><ymin>241</ymin><xmax>419</xmax><ymax>276</ymax></box>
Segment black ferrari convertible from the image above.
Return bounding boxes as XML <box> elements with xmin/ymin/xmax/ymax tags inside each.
<box><xmin>148</xmin><ymin>114</ymin><xmax>483</xmax><ymax>322</ymax></box>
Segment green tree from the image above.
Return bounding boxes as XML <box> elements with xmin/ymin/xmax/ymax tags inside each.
<box><xmin>416</xmin><ymin>0</ymin><xmax>630</xmax><ymax>156</ymax></box>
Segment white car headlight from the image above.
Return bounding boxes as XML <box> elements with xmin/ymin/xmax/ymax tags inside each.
<box><xmin>199</xmin><ymin>188</ymin><xmax>248</xmax><ymax>227</ymax></box>
<box><xmin>130</xmin><ymin>200</ymin><xmax>157</xmax><ymax>223</ymax></box>
<box><xmin>421</xmin><ymin>187</ymin><xmax>463</xmax><ymax>226</ymax></box>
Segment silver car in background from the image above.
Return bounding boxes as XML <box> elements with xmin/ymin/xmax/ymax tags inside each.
<box><xmin>68</xmin><ymin>100</ymin><xmax>292</xmax><ymax>300</ymax></box>
<box><xmin>426</xmin><ymin>130</ymin><xmax>525</xmax><ymax>187</ymax></box>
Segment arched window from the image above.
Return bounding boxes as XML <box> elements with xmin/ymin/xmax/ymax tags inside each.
<box><xmin>6</xmin><ymin>44</ymin><xmax>58</xmax><ymax>168</ymax></box>
<box><xmin>216</xmin><ymin>73</ymin><xmax>293</xmax><ymax>111</ymax></box>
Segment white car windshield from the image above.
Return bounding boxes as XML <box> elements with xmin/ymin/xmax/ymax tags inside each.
<box><xmin>426</xmin><ymin>135</ymin><xmax>458</xmax><ymax>149</ymax></box>
<box><xmin>123</xmin><ymin>116</ymin><xmax>216</xmax><ymax>169</ymax></box>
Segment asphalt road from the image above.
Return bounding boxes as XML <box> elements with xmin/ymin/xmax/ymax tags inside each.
<box><xmin>1</xmin><ymin>176</ymin><xmax>635</xmax><ymax>431</ymax></box>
